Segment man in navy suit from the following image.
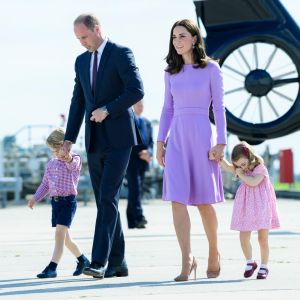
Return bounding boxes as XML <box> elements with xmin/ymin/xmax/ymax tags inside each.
<box><xmin>62</xmin><ymin>14</ymin><xmax>144</xmax><ymax>279</ymax></box>
<box><xmin>126</xmin><ymin>101</ymin><xmax>153</xmax><ymax>229</ymax></box>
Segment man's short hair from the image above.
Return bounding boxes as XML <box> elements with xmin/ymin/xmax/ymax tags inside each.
<box><xmin>74</xmin><ymin>14</ymin><xmax>100</xmax><ymax>31</ymax></box>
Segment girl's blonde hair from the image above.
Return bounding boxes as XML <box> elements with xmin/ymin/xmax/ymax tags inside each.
<box><xmin>231</xmin><ymin>141</ymin><xmax>264</xmax><ymax>167</ymax></box>
<box><xmin>46</xmin><ymin>128</ymin><xmax>65</xmax><ymax>148</ymax></box>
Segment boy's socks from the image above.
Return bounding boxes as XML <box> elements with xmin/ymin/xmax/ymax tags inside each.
<box><xmin>48</xmin><ymin>261</ymin><xmax>58</xmax><ymax>271</ymax></box>
<box><xmin>77</xmin><ymin>254</ymin><xmax>88</xmax><ymax>262</ymax></box>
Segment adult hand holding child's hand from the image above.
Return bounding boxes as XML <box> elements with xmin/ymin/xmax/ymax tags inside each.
<box><xmin>209</xmin><ymin>144</ymin><xmax>225</xmax><ymax>162</ymax></box>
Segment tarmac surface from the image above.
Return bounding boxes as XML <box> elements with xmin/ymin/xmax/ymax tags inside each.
<box><xmin>0</xmin><ymin>198</ymin><xmax>299</xmax><ymax>300</ymax></box>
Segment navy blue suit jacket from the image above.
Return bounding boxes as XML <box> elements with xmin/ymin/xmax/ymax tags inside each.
<box><xmin>131</xmin><ymin>117</ymin><xmax>153</xmax><ymax>157</ymax></box>
<box><xmin>129</xmin><ymin>116</ymin><xmax>153</xmax><ymax>172</ymax></box>
<box><xmin>65</xmin><ymin>40</ymin><xmax>144</xmax><ymax>151</ymax></box>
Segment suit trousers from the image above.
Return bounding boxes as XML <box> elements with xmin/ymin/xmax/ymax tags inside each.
<box><xmin>126</xmin><ymin>157</ymin><xmax>147</xmax><ymax>227</ymax></box>
<box><xmin>87</xmin><ymin>146</ymin><xmax>131</xmax><ymax>267</ymax></box>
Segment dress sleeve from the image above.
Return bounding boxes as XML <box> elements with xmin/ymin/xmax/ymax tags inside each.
<box><xmin>210</xmin><ymin>62</ymin><xmax>227</xmax><ymax>145</ymax></box>
<box><xmin>252</xmin><ymin>164</ymin><xmax>269</xmax><ymax>177</ymax></box>
<box><xmin>157</xmin><ymin>71</ymin><xmax>174</xmax><ymax>142</ymax></box>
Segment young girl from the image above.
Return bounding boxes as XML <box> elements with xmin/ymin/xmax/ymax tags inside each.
<box><xmin>211</xmin><ymin>141</ymin><xmax>280</xmax><ymax>279</ymax></box>
<box><xmin>28</xmin><ymin>128</ymin><xmax>90</xmax><ymax>278</ymax></box>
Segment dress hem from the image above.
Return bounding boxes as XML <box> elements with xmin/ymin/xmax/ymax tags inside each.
<box><xmin>230</xmin><ymin>225</ymin><xmax>280</xmax><ymax>231</ymax></box>
<box><xmin>163</xmin><ymin>198</ymin><xmax>225</xmax><ymax>206</ymax></box>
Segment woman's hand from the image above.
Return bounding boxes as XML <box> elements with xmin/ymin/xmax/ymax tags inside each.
<box><xmin>156</xmin><ymin>141</ymin><xmax>166</xmax><ymax>167</ymax></box>
<box><xmin>209</xmin><ymin>144</ymin><xmax>226</xmax><ymax>162</ymax></box>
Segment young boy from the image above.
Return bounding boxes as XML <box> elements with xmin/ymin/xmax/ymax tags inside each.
<box><xmin>28</xmin><ymin>128</ymin><xmax>89</xmax><ymax>278</ymax></box>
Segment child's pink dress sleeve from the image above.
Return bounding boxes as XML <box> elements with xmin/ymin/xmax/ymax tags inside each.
<box><xmin>252</xmin><ymin>164</ymin><xmax>269</xmax><ymax>177</ymax></box>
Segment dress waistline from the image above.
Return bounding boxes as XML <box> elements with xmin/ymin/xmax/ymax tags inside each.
<box><xmin>174</xmin><ymin>107</ymin><xmax>208</xmax><ymax>116</ymax></box>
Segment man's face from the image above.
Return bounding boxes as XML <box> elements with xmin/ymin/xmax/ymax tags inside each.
<box><xmin>133</xmin><ymin>101</ymin><xmax>144</xmax><ymax>116</ymax></box>
<box><xmin>74</xmin><ymin>23</ymin><xmax>101</xmax><ymax>52</ymax></box>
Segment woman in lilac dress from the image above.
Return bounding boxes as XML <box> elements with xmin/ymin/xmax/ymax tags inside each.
<box><xmin>156</xmin><ymin>19</ymin><xmax>227</xmax><ymax>281</ymax></box>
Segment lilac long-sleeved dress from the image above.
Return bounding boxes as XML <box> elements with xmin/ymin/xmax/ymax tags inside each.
<box><xmin>157</xmin><ymin>61</ymin><xmax>227</xmax><ymax>205</ymax></box>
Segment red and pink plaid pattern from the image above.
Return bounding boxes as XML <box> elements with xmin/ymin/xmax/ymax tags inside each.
<box><xmin>33</xmin><ymin>154</ymin><xmax>81</xmax><ymax>202</ymax></box>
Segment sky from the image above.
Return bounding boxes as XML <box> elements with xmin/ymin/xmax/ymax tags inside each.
<box><xmin>0</xmin><ymin>0</ymin><xmax>299</xmax><ymax>171</ymax></box>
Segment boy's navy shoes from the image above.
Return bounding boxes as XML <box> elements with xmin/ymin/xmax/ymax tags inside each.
<box><xmin>73</xmin><ymin>258</ymin><xmax>90</xmax><ymax>276</ymax></box>
<box><xmin>37</xmin><ymin>267</ymin><xmax>57</xmax><ymax>279</ymax></box>
<box><xmin>83</xmin><ymin>262</ymin><xmax>105</xmax><ymax>279</ymax></box>
<box><xmin>104</xmin><ymin>262</ymin><xmax>129</xmax><ymax>278</ymax></box>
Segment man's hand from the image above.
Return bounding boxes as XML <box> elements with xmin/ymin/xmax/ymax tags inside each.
<box><xmin>61</xmin><ymin>140</ymin><xmax>72</xmax><ymax>156</ymax></box>
<box><xmin>90</xmin><ymin>108</ymin><xmax>108</xmax><ymax>123</ymax></box>
<box><xmin>139</xmin><ymin>150</ymin><xmax>151</xmax><ymax>163</ymax></box>
<box><xmin>57</xmin><ymin>150</ymin><xmax>73</xmax><ymax>163</ymax></box>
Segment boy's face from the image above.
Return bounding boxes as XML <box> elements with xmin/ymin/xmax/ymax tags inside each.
<box><xmin>50</xmin><ymin>145</ymin><xmax>62</xmax><ymax>157</ymax></box>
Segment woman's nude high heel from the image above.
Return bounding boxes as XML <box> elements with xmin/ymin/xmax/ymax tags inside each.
<box><xmin>174</xmin><ymin>256</ymin><xmax>198</xmax><ymax>282</ymax></box>
<box><xmin>206</xmin><ymin>253</ymin><xmax>221</xmax><ymax>278</ymax></box>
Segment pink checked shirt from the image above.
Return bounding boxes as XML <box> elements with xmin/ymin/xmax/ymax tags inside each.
<box><xmin>33</xmin><ymin>154</ymin><xmax>81</xmax><ymax>202</ymax></box>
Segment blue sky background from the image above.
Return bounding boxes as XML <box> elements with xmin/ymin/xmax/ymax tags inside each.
<box><xmin>0</xmin><ymin>0</ymin><xmax>299</xmax><ymax>171</ymax></box>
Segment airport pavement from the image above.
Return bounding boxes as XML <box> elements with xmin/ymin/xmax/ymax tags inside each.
<box><xmin>0</xmin><ymin>198</ymin><xmax>299</xmax><ymax>300</ymax></box>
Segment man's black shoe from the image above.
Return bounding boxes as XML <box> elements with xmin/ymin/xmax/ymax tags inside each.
<box><xmin>37</xmin><ymin>267</ymin><xmax>57</xmax><ymax>279</ymax></box>
<box><xmin>104</xmin><ymin>263</ymin><xmax>129</xmax><ymax>278</ymax></box>
<box><xmin>135</xmin><ymin>220</ymin><xmax>146</xmax><ymax>229</ymax></box>
<box><xmin>140</xmin><ymin>216</ymin><xmax>148</xmax><ymax>225</ymax></box>
<box><xmin>128</xmin><ymin>216</ymin><xmax>148</xmax><ymax>229</ymax></box>
<box><xmin>73</xmin><ymin>258</ymin><xmax>90</xmax><ymax>276</ymax></box>
<box><xmin>136</xmin><ymin>216</ymin><xmax>147</xmax><ymax>228</ymax></box>
<box><xmin>83</xmin><ymin>262</ymin><xmax>105</xmax><ymax>279</ymax></box>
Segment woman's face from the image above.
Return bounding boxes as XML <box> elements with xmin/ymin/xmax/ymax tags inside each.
<box><xmin>172</xmin><ymin>26</ymin><xmax>196</xmax><ymax>57</ymax></box>
<box><xmin>234</xmin><ymin>157</ymin><xmax>250</xmax><ymax>172</ymax></box>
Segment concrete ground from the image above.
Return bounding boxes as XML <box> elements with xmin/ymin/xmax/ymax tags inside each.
<box><xmin>0</xmin><ymin>198</ymin><xmax>299</xmax><ymax>300</ymax></box>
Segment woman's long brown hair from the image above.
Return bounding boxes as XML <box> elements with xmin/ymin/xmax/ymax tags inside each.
<box><xmin>165</xmin><ymin>19</ymin><xmax>215</xmax><ymax>74</ymax></box>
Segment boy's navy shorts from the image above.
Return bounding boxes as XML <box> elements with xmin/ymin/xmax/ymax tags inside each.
<box><xmin>51</xmin><ymin>195</ymin><xmax>77</xmax><ymax>228</ymax></box>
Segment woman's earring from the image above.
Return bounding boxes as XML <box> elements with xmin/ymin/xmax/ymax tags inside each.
<box><xmin>192</xmin><ymin>43</ymin><xmax>195</xmax><ymax>49</ymax></box>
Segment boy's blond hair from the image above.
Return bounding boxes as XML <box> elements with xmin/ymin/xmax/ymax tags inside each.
<box><xmin>46</xmin><ymin>128</ymin><xmax>65</xmax><ymax>148</ymax></box>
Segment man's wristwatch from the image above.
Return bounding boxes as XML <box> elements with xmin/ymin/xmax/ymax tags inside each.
<box><xmin>100</xmin><ymin>106</ymin><xmax>109</xmax><ymax>114</ymax></box>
